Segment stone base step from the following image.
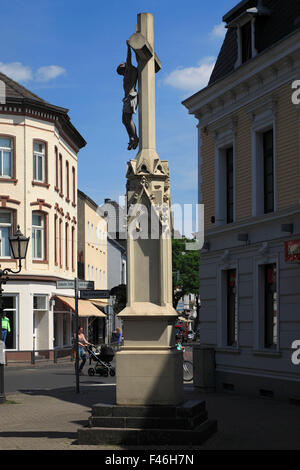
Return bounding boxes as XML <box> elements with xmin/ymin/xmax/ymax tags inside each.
<box><xmin>88</xmin><ymin>410</ymin><xmax>208</xmax><ymax>430</ymax></box>
<box><xmin>77</xmin><ymin>419</ymin><xmax>217</xmax><ymax>445</ymax></box>
<box><xmin>91</xmin><ymin>399</ymin><xmax>206</xmax><ymax>418</ymax></box>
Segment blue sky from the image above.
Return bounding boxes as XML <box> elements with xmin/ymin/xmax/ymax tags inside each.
<box><xmin>1</xmin><ymin>0</ymin><xmax>237</xmax><ymax>235</ymax></box>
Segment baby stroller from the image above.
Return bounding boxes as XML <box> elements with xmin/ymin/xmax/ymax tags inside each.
<box><xmin>87</xmin><ymin>344</ymin><xmax>115</xmax><ymax>377</ymax></box>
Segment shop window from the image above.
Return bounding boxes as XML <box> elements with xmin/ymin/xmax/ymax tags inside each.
<box><xmin>3</xmin><ymin>295</ymin><xmax>17</xmax><ymax>349</ymax></box>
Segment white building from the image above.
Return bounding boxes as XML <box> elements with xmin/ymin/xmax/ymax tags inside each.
<box><xmin>0</xmin><ymin>71</ymin><xmax>86</xmax><ymax>361</ymax></box>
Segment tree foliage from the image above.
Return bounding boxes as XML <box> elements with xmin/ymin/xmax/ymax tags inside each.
<box><xmin>172</xmin><ymin>238</ymin><xmax>200</xmax><ymax>309</ymax></box>
<box><xmin>110</xmin><ymin>284</ymin><xmax>126</xmax><ymax>314</ymax></box>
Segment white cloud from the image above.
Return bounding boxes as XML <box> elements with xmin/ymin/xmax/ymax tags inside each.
<box><xmin>0</xmin><ymin>62</ymin><xmax>66</xmax><ymax>83</ymax></box>
<box><xmin>164</xmin><ymin>57</ymin><xmax>216</xmax><ymax>93</ymax></box>
<box><xmin>0</xmin><ymin>61</ymin><xmax>33</xmax><ymax>82</ymax></box>
<box><xmin>210</xmin><ymin>22</ymin><xmax>226</xmax><ymax>40</ymax></box>
<box><xmin>36</xmin><ymin>65</ymin><xmax>66</xmax><ymax>82</ymax></box>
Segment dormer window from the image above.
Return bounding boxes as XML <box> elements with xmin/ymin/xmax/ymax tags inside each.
<box><xmin>241</xmin><ymin>21</ymin><xmax>252</xmax><ymax>63</ymax></box>
<box><xmin>225</xmin><ymin>1</ymin><xmax>271</xmax><ymax>69</ymax></box>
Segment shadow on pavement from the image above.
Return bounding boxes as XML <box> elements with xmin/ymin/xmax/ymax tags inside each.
<box><xmin>0</xmin><ymin>431</ymin><xmax>77</xmax><ymax>439</ymax></box>
<box><xmin>18</xmin><ymin>385</ymin><xmax>116</xmax><ymax>408</ymax></box>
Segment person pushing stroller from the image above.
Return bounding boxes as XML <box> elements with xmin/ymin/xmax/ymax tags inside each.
<box><xmin>75</xmin><ymin>326</ymin><xmax>94</xmax><ymax>376</ymax></box>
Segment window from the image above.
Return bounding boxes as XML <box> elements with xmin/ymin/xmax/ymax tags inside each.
<box><xmin>0</xmin><ymin>137</ymin><xmax>13</xmax><ymax>178</ymax></box>
<box><xmin>88</xmin><ymin>264</ymin><xmax>90</xmax><ymax>280</ymax></box>
<box><xmin>54</xmin><ymin>215</ymin><xmax>58</xmax><ymax>265</ymax></box>
<box><xmin>226</xmin><ymin>147</ymin><xmax>234</xmax><ymax>224</ymax></box>
<box><xmin>264</xmin><ymin>264</ymin><xmax>277</xmax><ymax>349</ymax></box>
<box><xmin>65</xmin><ymin>223</ymin><xmax>69</xmax><ymax>269</ymax></box>
<box><xmin>71</xmin><ymin>227</ymin><xmax>75</xmax><ymax>272</ymax></box>
<box><xmin>65</xmin><ymin>161</ymin><xmax>70</xmax><ymax>201</ymax></box>
<box><xmin>215</xmin><ymin>144</ymin><xmax>235</xmax><ymax>226</ymax></box>
<box><xmin>33</xmin><ymin>141</ymin><xmax>46</xmax><ymax>183</ymax></box>
<box><xmin>88</xmin><ymin>221</ymin><xmax>90</xmax><ymax>242</ymax></box>
<box><xmin>99</xmin><ymin>269</ymin><xmax>102</xmax><ymax>288</ymax></box>
<box><xmin>59</xmin><ymin>219</ymin><xmax>62</xmax><ymax>268</ymax></box>
<box><xmin>72</xmin><ymin>166</ymin><xmax>76</xmax><ymax>206</ymax></box>
<box><xmin>226</xmin><ymin>269</ymin><xmax>237</xmax><ymax>346</ymax></box>
<box><xmin>32</xmin><ymin>213</ymin><xmax>45</xmax><ymax>260</ymax></box>
<box><xmin>3</xmin><ymin>295</ymin><xmax>18</xmax><ymax>349</ymax></box>
<box><xmin>263</xmin><ymin>129</ymin><xmax>274</xmax><ymax>214</ymax></box>
<box><xmin>59</xmin><ymin>154</ymin><xmax>63</xmax><ymax>196</ymax></box>
<box><xmin>96</xmin><ymin>268</ymin><xmax>98</xmax><ymax>288</ymax></box>
<box><xmin>0</xmin><ymin>211</ymin><xmax>12</xmax><ymax>258</ymax></box>
<box><xmin>241</xmin><ymin>21</ymin><xmax>252</xmax><ymax>63</ymax></box>
<box><xmin>55</xmin><ymin>147</ymin><xmax>59</xmax><ymax>191</ymax></box>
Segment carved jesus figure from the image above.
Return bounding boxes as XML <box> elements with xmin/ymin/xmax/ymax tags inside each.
<box><xmin>117</xmin><ymin>42</ymin><xmax>139</xmax><ymax>150</ymax></box>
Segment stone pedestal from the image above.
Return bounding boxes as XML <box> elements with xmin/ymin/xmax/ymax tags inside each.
<box><xmin>77</xmin><ymin>399</ymin><xmax>217</xmax><ymax>445</ymax></box>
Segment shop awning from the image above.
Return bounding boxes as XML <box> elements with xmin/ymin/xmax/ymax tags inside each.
<box><xmin>55</xmin><ymin>296</ymin><xmax>106</xmax><ymax>318</ymax></box>
<box><xmin>91</xmin><ymin>299</ymin><xmax>108</xmax><ymax>308</ymax></box>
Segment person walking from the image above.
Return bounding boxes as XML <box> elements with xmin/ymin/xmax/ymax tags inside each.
<box><xmin>1</xmin><ymin>315</ymin><xmax>10</xmax><ymax>346</ymax></box>
<box><xmin>75</xmin><ymin>326</ymin><xmax>94</xmax><ymax>376</ymax></box>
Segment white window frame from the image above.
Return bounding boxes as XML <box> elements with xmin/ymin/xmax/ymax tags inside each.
<box><xmin>250</xmin><ymin>99</ymin><xmax>277</xmax><ymax>217</ymax></box>
<box><xmin>0</xmin><ymin>137</ymin><xmax>13</xmax><ymax>178</ymax></box>
<box><xmin>234</xmin><ymin>16</ymin><xmax>258</xmax><ymax>68</ymax></box>
<box><xmin>253</xmin><ymin>254</ymin><xmax>280</xmax><ymax>352</ymax></box>
<box><xmin>32</xmin><ymin>212</ymin><xmax>45</xmax><ymax>260</ymax></box>
<box><xmin>213</xmin><ymin>118</ymin><xmax>237</xmax><ymax>226</ymax></box>
<box><xmin>217</xmin><ymin>261</ymin><xmax>239</xmax><ymax>348</ymax></box>
<box><xmin>33</xmin><ymin>141</ymin><xmax>46</xmax><ymax>183</ymax></box>
<box><xmin>0</xmin><ymin>211</ymin><xmax>12</xmax><ymax>258</ymax></box>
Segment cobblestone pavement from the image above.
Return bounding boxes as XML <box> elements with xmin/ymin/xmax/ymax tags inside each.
<box><xmin>1</xmin><ymin>380</ymin><xmax>300</xmax><ymax>451</ymax></box>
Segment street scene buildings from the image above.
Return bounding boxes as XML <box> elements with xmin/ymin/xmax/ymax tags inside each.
<box><xmin>0</xmin><ymin>0</ymin><xmax>300</xmax><ymax>452</ymax></box>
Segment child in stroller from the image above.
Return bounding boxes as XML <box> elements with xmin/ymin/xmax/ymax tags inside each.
<box><xmin>87</xmin><ymin>344</ymin><xmax>116</xmax><ymax>377</ymax></box>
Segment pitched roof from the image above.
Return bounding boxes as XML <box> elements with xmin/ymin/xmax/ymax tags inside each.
<box><xmin>209</xmin><ymin>0</ymin><xmax>300</xmax><ymax>86</ymax></box>
<box><xmin>1</xmin><ymin>71</ymin><xmax>47</xmax><ymax>103</ymax></box>
<box><xmin>0</xmin><ymin>70</ymin><xmax>86</xmax><ymax>149</ymax></box>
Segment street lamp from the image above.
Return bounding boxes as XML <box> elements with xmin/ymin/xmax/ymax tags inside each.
<box><xmin>0</xmin><ymin>226</ymin><xmax>30</xmax><ymax>404</ymax></box>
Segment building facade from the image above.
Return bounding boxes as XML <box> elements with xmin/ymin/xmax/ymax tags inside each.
<box><xmin>0</xmin><ymin>71</ymin><xmax>86</xmax><ymax>360</ymax></box>
<box><xmin>77</xmin><ymin>189</ymin><xmax>108</xmax><ymax>343</ymax></box>
<box><xmin>183</xmin><ymin>0</ymin><xmax>300</xmax><ymax>399</ymax></box>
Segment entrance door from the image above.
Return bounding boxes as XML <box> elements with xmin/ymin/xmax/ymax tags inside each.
<box><xmin>3</xmin><ymin>295</ymin><xmax>17</xmax><ymax>349</ymax></box>
<box><xmin>33</xmin><ymin>295</ymin><xmax>49</xmax><ymax>351</ymax></box>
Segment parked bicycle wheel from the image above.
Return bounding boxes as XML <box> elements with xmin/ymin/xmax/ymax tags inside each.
<box><xmin>183</xmin><ymin>360</ymin><xmax>193</xmax><ymax>382</ymax></box>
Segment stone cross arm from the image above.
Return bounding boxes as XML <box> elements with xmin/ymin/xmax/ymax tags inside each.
<box><xmin>128</xmin><ymin>33</ymin><xmax>161</xmax><ymax>73</ymax></box>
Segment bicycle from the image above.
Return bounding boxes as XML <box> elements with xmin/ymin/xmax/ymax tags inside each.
<box><xmin>183</xmin><ymin>360</ymin><xmax>193</xmax><ymax>382</ymax></box>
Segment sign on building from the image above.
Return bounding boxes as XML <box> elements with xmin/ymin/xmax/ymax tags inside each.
<box><xmin>285</xmin><ymin>240</ymin><xmax>300</xmax><ymax>262</ymax></box>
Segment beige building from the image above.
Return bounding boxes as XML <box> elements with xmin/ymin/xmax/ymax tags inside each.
<box><xmin>77</xmin><ymin>189</ymin><xmax>108</xmax><ymax>343</ymax></box>
<box><xmin>0</xmin><ymin>71</ymin><xmax>86</xmax><ymax>360</ymax></box>
<box><xmin>183</xmin><ymin>0</ymin><xmax>300</xmax><ymax>399</ymax></box>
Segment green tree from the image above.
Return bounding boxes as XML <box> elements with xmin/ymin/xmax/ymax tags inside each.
<box><xmin>172</xmin><ymin>237</ymin><xmax>200</xmax><ymax>312</ymax></box>
<box><xmin>110</xmin><ymin>284</ymin><xmax>126</xmax><ymax>314</ymax></box>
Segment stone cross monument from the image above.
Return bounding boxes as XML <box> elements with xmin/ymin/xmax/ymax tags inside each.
<box><xmin>77</xmin><ymin>13</ymin><xmax>217</xmax><ymax>445</ymax></box>
<box><xmin>116</xmin><ymin>12</ymin><xmax>184</xmax><ymax>406</ymax></box>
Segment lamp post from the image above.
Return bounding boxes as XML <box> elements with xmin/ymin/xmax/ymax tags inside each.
<box><xmin>0</xmin><ymin>226</ymin><xmax>29</xmax><ymax>404</ymax></box>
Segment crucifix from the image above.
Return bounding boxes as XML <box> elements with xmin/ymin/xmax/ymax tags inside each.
<box><xmin>127</xmin><ymin>13</ymin><xmax>161</xmax><ymax>155</ymax></box>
